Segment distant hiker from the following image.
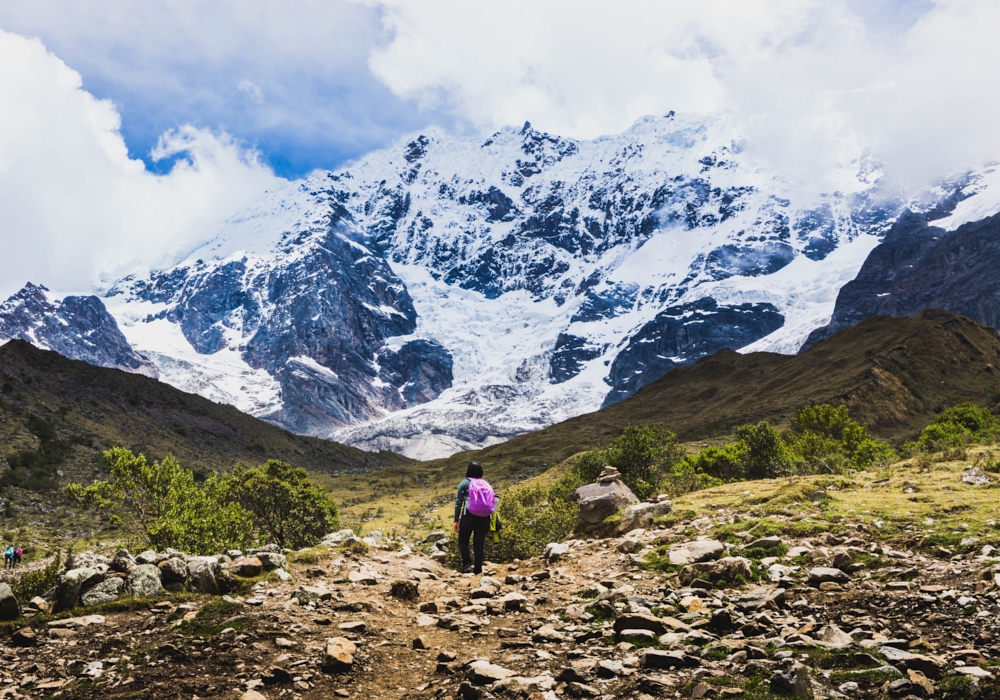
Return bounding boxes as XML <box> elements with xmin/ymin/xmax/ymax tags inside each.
<box><xmin>453</xmin><ymin>461</ymin><xmax>496</xmax><ymax>574</ymax></box>
<box><xmin>13</xmin><ymin>546</ymin><xmax>22</xmax><ymax>568</ymax></box>
<box><xmin>3</xmin><ymin>546</ymin><xmax>12</xmax><ymax>570</ymax></box>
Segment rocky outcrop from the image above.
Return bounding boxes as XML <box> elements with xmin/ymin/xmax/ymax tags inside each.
<box><xmin>603</xmin><ymin>298</ymin><xmax>784</xmax><ymax>406</ymax></box>
<box><xmin>0</xmin><ymin>284</ymin><xmax>155</xmax><ymax>376</ymax></box>
<box><xmin>803</xmin><ymin>210</ymin><xmax>1000</xmax><ymax>350</ymax></box>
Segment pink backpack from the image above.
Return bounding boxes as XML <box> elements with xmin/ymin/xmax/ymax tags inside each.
<box><xmin>467</xmin><ymin>478</ymin><xmax>496</xmax><ymax>516</ymax></box>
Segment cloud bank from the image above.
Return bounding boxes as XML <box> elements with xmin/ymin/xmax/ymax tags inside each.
<box><xmin>0</xmin><ymin>29</ymin><xmax>280</xmax><ymax>298</ymax></box>
<box><xmin>361</xmin><ymin>0</ymin><xmax>1000</xmax><ymax>189</ymax></box>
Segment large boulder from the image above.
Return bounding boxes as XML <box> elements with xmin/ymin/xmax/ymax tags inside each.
<box><xmin>668</xmin><ymin>540</ymin><xmax>725</xmax><ymax>565</ymax></box>
<box><xmin>0</xmin><ymin>583</ymin><xmax>20</xmax><ymax>621</ymax></box>
<box><xmin>321</xmin><ymin>529</ymin><xmax>357</xmax><ymax>547</ymax></box>
<box><xmin>127</xmin><ymin>564</ymin><xmax>163</xmax><ymax>598</ymax></box>
<box><xmin>232</xmin><ymin>557</ymin><xmax>264</xmax><ymax>578</ymax></box>
<box><xmin>188</xmin><ymin>558</ymin><xmax>222</xmax><ymax>595</ymax></box>
<box><xmin>615</xmin><ymin>498</ymin><xmax>673</xmax><ymax>533</ymax></box>
<box><xmin>55</xmin><ymin>567</ymin><xmax>103</xmax><ymax>612</ymax></box>
<box><xmin>158</xmin><ymin>558</ymin><xmax>188</xmax><ymax>588</ymax></box>
<box><xmin>80</xmin><ymin>577</ymin><xmax>124</xmax><ymax>607</ymax></box>
<box><xmin>808</xmin><ymin>567</ymin><xmax>850</xmax><ymax>586</ymax></box>
<box><xmin>256</xmin><ymin>552</ymin><xmax>288</xmax><ymax>571</ymax></box>
<box><xmin>110</xmin><ymin>549</ymin><xmax>136</xmax><ymax>574</ymax></box>
<box><xmin>575</xmin><ymin>480</ymin><xmax>639</xmax><ymax>524</ymax></box>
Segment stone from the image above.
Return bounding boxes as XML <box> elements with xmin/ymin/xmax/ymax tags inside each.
<box><xmin>880</xmin><ymin>645</ymin><xmax>947</xmax><ymax>679</ymax></box>
<box><xmin>640</xmin><ymin>649</ymin><xmax>698</xmax><ymax>669</ymax></box>
<box><xmin>679</xmin><ymin>556</ymin><xmax>752</xmax><ymax>586</ymax></box>
<box><xmin>613</xmin><ymin>613</ymin><xmax>673</xmax><ymax>636</ymax></box>
<box><xmin>618</xmin><ymin>628</ymin><xmax>656</xmax><ymax>642</ymax></box>
<box><xmin>544</xmin><ymin>542</ymin><xmax>569</xmax><ymax>561</ymax></box>
<box><xmin>323</xmin><ymin>637</ymin><xmax>357</xmax><ymax>673</ymax></box>
<box><xmin>321</xmin><ymin>529</ymin><xmax>357</xmax><ymax>546</ymax></box>
<box><xmin>832</xmin><ymin>552</ymin><xmax>852</xmax><ymax>570</ymax></box>
<box><xmin>746</xmin><ymin>535</ymin><xmax>783</xmax><ymax>550</ymax></box>
<box><xmin>734</xmin><ymin>587</ymin><xmax>786</xmax><ymax>611</ymax></box>
<box><xmin>109</xmin><ymin>549</ymin><xmax>135</xmax><ymax>574</ymax></box>
<box><xmin>338</xmin><ymin>621</ymin><xmax>367</xmax><ymax>634</ymax></box>
<box><xmin>128</xmin><ymin>564</ymin><xmax>163</xmax><ymax>597</ymax></box>
<box><xmin>188</xmin><ymin>558</ymin><xmax>222</xmax><ymax>594</ymax></box>
<box><xmin>158</xmin><ymin>557</ymin><xmax>188</xmax><ymax>585</ymax></box>
<box><xmin>232</xmin><ymin>556</ymin><xmax>264</xmax><ymax>578</ymax></box>
<box><xmin>467</xmin><ymin>660</ymin><xmax>514</xmax><ymax>685</ymax></box>
<box><xmin>28</xmin><ymin>596</ymin><xmax>49</xmax><ymax>613</ymax></box>
<box><xmin>55</xmin><ymin>567</ymin><xmax>103</xmax><ymax>612</ymax></box>
<box><xmin>135</xmin><ymin>550</ymin><xmax>160</xmax><ymax>565</ymax></box>
<box><xmin>808</xmin><ymin>567</ymin><xmax>850</xmax><ymax>586</ymax></box>
<box><xmin>11</xmin><ymin>626</ymin><xmax>35</xmax><ymax>647</ymax></box>
<box><xmin>348</xmin><ymin>570</ymin><xmax>379</xmax><ymax>585</ymax></box>
<box><xmin>413</xmin><ymin>635</ymin><xmax>430</xmax><ymax>650</ymax></box>
<box><xmin>575</xmin><ymin>480</ymin><xmax>639</xmax><ymax>524</ymax></box>
<box><xmin>770</xmin><ymin>663</ymin><xmax>814</xmax><ymax>698</ymax></box>
<box><xmin>80</xmin><ymin>577</ymin><xmax>124</xmax><ymax>606</ymax></box>
<box><xmin>668</xmin><ymin>540</ymin><xmax>724</xmax><ymax>566</ymax></box>
<box><xmin>499</xmin><ymin>592</ymin><xmax>527</xmax><ymax>611</ymax></box>
<box><xmin>596</xmin><ymin>660</ymin><xmax>624</xmax><ymax>678</ymax></box>
<box><xmin>0</xmin><ymin>583</ymin><xmax>19</xmax><ymax>621</ymax></box>
<box><xmin>767</xmin><ymin>564</ymin><xmax>795</xmax><ymax>582</ymax></box>
<box><xmin>241</xmin><ymin>691</ymin><xmax>268</xmax><ymax>700</ymax></box>
<box><xmin>615</xmin><ymin>499</ymin><xmax>673</xmax><ymax>533</ymax></box>
<box><xmin>257</xmin><ymin>552</ymin><xmax>288</xmax><ymax>571</ymax></box>
<box><xmin>952</xmin><ymin>666</ymin><xmax>994</xmax><ymax>678</ymax></box>
<box><xmin>963</xmin><ymin>468</ymin><xmax>990</xmax><ymax>486</ymax></box>
<box><xmin>815</xmin><ymin>625</ymin><xmax>853</xmax><ymax>649</ymax></box>
<box><xmin>296</xmin><ymin>585</ymin><xmax>333</xmax><ymax>605</ymax></box>
<box><xmin>47</xmin><ymin>614</ymin><xmax>105</xmax><ymax>628</ymax></box>
<box><xmin>532</xmin><ymin>624</ymin><xmax>567</xmax><ymax>643</ymax></box>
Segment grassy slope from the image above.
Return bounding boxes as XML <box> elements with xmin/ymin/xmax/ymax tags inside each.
<box><xmin>0</xmin><ymin>339</ymin><xmax>412</xmax><ymax>475</ymax></box>
<box><xmin>335</xmin><ymin>310</ymin><xmax>1000</xmax><ymax>533</ymax></box>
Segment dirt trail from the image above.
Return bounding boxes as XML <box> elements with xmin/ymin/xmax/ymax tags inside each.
<box><xmin>5</xmin><ymin>513</ymin><xmax>1000</xmax><ymax>699</ymax></box>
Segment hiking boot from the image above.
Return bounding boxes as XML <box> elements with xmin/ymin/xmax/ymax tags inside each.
<box><xmin>462</xmin><ymin>566</ymin><xmax>474</xmax><ymax>574</ymax></box>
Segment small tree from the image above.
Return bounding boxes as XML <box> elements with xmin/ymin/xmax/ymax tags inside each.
<box><xmin>215</xmin><ymin>460</ymin><xmax>340</xmax><ymax>549</ymax></box>
<box><xmin>737</xmin><ymin>422</ymin><xmax>791</xmax><ymax>480</ymax></box>
<box><xmin>66</xmin><ymin>448</ymin><xmax>254</xmax><ymax>553</ymax></box>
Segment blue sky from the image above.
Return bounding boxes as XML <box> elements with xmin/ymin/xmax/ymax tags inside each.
<box><xmin>0</xmin><ymin>1</ymin><xmax>458</xmax><ymax>178</ymax></box>
<box><xmin>1</xmin><ymin>0</ymin><xmax>999</xmax><ymax>297</ymax></box>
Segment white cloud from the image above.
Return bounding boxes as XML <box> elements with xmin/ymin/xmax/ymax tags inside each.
<box><xmin>237</xmin><ymin>79</ymin><xmax>264</xmax><ymax>104</ymax></box>
<box><xmin>0</xmin><ymin>29</ymin><xmax>281</xmax><ymax>299</ymax></box>
<box><xmin>359</xmin><ymin>0</ymin><xmax>1000</xmax><ymax>189</ymax></box>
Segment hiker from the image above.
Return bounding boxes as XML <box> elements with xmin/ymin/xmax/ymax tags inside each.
<box><xmin>13</xmin><ymin>546</ymin><xmax>21</xmax><ymax>569</ymax></box>
<box><xmin>3</xmin><ymin>546</ymin><xmax>12</xmax><ymax>570</ymax></box>
<box><xmin>453</xmin><ymin>461</ymin><xmax>496</xmax><ymax>574</ymax></box>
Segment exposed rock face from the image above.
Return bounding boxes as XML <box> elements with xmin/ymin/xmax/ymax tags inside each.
<box><xmin>803</xmin><ymin>210</ymin><xmax>1000</xmax><ymax>350</ymax></box>
<box><xmin>0</xmin><ymin>284</ymin><xmax>155</xmax><ymax>376</ymax></box>
<box><xmin>603</xmin><ymin>298</ymin><xmax>785</xmax><ymax>405</ymax></box>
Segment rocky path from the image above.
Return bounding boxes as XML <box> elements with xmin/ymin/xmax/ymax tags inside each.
<box><xmin>5</xmin><ymin>514</ymin><xmax>1000</xmax><ymax>699</ymax></box>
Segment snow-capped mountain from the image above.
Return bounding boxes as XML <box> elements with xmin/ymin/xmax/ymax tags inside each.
<box><xmin>1</xmin><ymin>112</ymin><xmax>993</xmax><ymax>459</ymax></box>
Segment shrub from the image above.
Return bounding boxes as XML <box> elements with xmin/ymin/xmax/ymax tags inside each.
<box><xmin>573</xmin><ymin>424</ymin><xmax>683</xmax><ymax>500</ymax></box>
<box><xmin>214</xmin><ymin>460</ymin><xmax>339</xmax><ymax>549</ymax></box>
<box><xmin>10</xmin><ymin>549</ymin><xmax>61</xmax><ymax>601</ymax></box>
<box><xmin>851</xmin><ymin>438</ymin><xmax>898</xmax><ymax>469</ymax></box>
<box><xmin>786</xmin><ymin>404</ymin><xmax>894</xmax><ymax>473</ymax></box>
<box><xmin>936</xmin><ymin>404</ymin><xmax>997</xmax><ymax>435</ymax></box>
<box><xmin>67</xmin><ymin>448</ymin><xmax>255</xmax><ymax>554</ymax></box>
<box><xmin>737</xmin><ymin>422</ymin><xmax>791</xmax><ymax>480</ymax></box>
<box><xmin>917</xmin><ymin>422</ymin><xmax>970</xmax><ymax>451</ymax></box>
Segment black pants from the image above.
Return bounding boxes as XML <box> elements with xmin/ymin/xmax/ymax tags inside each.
<box><xmin>458</xmin><ymin>513</ymin><xmax>490</xmax><ymax>573</ymax></box>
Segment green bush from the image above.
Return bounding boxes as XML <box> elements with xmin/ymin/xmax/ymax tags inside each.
<box><xmin>936</xmin><ymin>404</ymin><xmax>997</xmax><ymax>435</ymax></box>
<box><xmin>66</xmin><ymin>448</ymin><xmax>339</xmax><ymax>554</ymax></box>
<box><xmin>786</xmin><ymin>404</ymin><xmax>895</xmax><ymax>472</ymax></box>
<box><xmin>572</xmin><ymin>424</ymin><xmax>683</xmax><ymax>500</ymax></box>
<box><xmin>916</xmin><ymin>421</ymin><xmax>971</xmax><ymax>451</ymax></box>
<box><xmin>214</xmin><ymin>460</ymin><xmax>339</xmax><ymax>549</ymax></box>
<box><xmin>10</xmin><ymin>549</ymin><xmax>61</xmax><ymax>602</ymax></box>
<box><xmin>736</xmin><ymin>422</ymin><xmax>791</xmax><ymax>480</ymax></box>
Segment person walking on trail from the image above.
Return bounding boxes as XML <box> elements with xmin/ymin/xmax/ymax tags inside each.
<box><xmin>3</xmin><ymin>546</ymin><xmax>12</xmax><ymax>570</ymax></box>
<box><xmin>453</xmin><ymin>461</ymin><xmax>496</xmax><ymax>574</ymax></box>
<box><xmin>13</xmin><ymin>546</ymin><xmax>22</xmax><ymax>568</ymax></box>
